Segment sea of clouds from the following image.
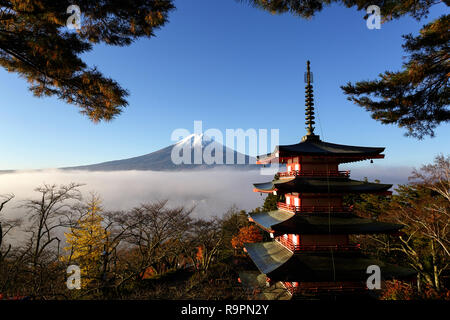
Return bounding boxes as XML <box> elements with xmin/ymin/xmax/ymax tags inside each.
<box><xmin>0</xmin><ymin>165</ymin><xmax>415</xmax><ymax>245</ymax></box>
<box><xmin>0</xmin><ymin>169</ymin><xmax>264</xmax><ymax>220</ymax></box>
<box><xmin>0</xmin><ymin>165</ymin><xmax>414</xmax><ymax>220</ymax></box>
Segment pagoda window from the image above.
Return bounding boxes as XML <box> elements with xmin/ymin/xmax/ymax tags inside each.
<box><xmin>294</xmin><ymin>163</ymin><xmax>300</xmax><ymax>171</ymax></box>
<box><xmin>294</xmin><ymin>197</ymin><xmax>300</xmax><ymax>207</ymax></box>
<box><xmin>286</xmin><ymin>195</ymin><xmax>291</xmax><ymax>205</ymax></box>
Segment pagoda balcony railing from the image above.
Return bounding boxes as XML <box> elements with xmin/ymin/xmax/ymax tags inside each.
<box><xmin>277</xmin><ymin>202</ymin><xmax>352</xmax><ymax>213</ymax></box>
<box><xmin>276</xmin><ymin>236</ymin><xmax>361</xmax><ymax>253</ymax></box>
<box><xmin>278</xmin><ymin>170</ymin><xmax>350</xmax><ymax>178</ymax></box>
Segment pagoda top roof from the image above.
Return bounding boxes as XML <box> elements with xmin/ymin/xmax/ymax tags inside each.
<box><xmin>256</xmin><ymin>61</ymin><xmax>386</xmax><ymax>165</ymax></box>
<box><xmin>257</xmin><ymin>135</ymin><xmax>385</xmax><ymax>164</ymax></box>
<box><xmin>249</xmin><ymin>210</ymin><xmax>403</xmax><ymax>235</ymax></box>
<box><xmin>245</xmin><ymin>242</ymin><xmax>416</xmax><ymax>282</ymax></box>
<box><xmin>253</xmin><ymin>177</ymin><xmax>392</xmax><ymax>194</ymax></box>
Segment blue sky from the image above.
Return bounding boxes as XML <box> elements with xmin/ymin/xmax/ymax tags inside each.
<box><xmin>1</xmin><ymin>0</ymin><xmax>448</xmax><ymax>170</ymax></box>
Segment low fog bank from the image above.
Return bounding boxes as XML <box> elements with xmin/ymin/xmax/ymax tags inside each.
<box><xmin>0</xmin><ymin>165</ymin><xmax>414</xmax><ymax>222</ymax></box>
<box><xmin>0</xmin><ymin>169</ymin><xmax>268</xmax><ymax>221</ymax></box>
<box><xmin>348</xmin><ymin>164</ymin><xmax>414</xmax><ymax>186</ymax></box>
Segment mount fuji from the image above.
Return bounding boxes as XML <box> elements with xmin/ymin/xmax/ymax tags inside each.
<box><xmin>63</xmin><ymin>134</ymin><xmax>259</xmax><ymax>171</ymax></box>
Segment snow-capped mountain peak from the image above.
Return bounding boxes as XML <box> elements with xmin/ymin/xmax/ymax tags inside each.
<box><xmin>64</xmin><ymin>133</ymin><xmax>258</xmax><ymax>171</ymax></box>
<box><xmin>175</xmin><ymin>133</ymin><xmax>215</xmax><ymax>148</ymax></box>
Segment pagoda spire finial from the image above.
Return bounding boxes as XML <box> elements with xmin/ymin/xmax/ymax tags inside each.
<box><xmin>305</xmin><ymin>60</ymin><xmax>315</xmax><ymax>135</ymax></box>
<box><xmin>302</xmin><ymin>60</ymin><xmax>320</xmax><ymax>142</ymax></box>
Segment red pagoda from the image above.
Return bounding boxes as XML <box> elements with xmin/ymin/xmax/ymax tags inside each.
<box><xmin>245</xmin><ymin>61</ymin><xmax>415</xmax><ymax>299</ymax></box>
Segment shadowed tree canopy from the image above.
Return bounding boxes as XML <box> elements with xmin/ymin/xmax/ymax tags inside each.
<box><xmin>243</xmin><ymin>1</ymin><xmax>449</xmax><ymax>138</ymax></box>
<box><xmin>242</xmin><ymin>0</ymin><xmax>442</xmax><ymax>20</ymax></box>
<box><xmin>342</xmin><ymin>14</ymin><xmax>449</xmax><ymax>139</ymax></box>
<box><xmin>1</xmin><ymin>0</ymin><xmax>448</xmax><ymax>132</ymax></box>
<box><xmin>0</xmin><ymin>0</ymin><xmax>174</xmax><ymax>122</ymax></box>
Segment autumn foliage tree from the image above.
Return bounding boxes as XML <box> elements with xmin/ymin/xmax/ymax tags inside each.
<box><xmin>381</xmin><ymin>280</ymin><xmax>450</xmax><ymax>300</ymax></box>
<box><xmin>351</xmin><ymin>155</ymin><xmax>449</xmax><ymax>293</ymax></box>
<box><xmin>185</xmin><ymin>219</ymin><xmax>223</xmax><ymax>272</ymax></box>
<box><xmin>385</xmin><ymin>155</ymin><xmax>450</xmax><ymax>291</ymax></box>
<box><xmin>119</xmin><ymin>201</ymin><xmax>193</xmax><ymax>281</ymax></box>
<box><xmin>380</xmin><ymin>280</ymin><xmax>416</xmax><ymax>300</ymax></box>
<box><xmin>221</xmin><ymin>207</ymin><xmax>250</xmax><ymax>254</ymax></box>
<box><xmin>231</xmin><ymin>225</ymin><xmax>263</xmax><ymax>251</ymax></box>
<box><xmin>62</xmin><ymin>195</ymin><xmax>108</xmax><ymax>288</ymax></box>
<box><xmin>0</xmin><ymin>1</ymin><xmax>174</xmax><ymax>121</ymax></box>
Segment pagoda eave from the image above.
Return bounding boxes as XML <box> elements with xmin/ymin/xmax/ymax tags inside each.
<box><xmin>257</xmin><ymin>154</ymin><xmax>385</xmax><ymax>165</ymax></box>
<box><xmin>249</xmin><ymin>210</ymin><xmax>294</xmax><ymax>233</ymax></box>
<box><xmin>249</xmin><ymin>210</ymin><xmax>404</xmax><ymax>235</ymax></box>
<box><xmin>253</xmin><ymin>187</ymin><xmax>277</xmax><ymax>194</ymax></box>
<box><xmin>245</xmin><ymin>242</ymin><xmax>416</xmax><ymax>283</ymax></box>
<box><xmin>253</xmin><ymin>177</ymin><xmax>392</xmax><ymax>194</ymax></box>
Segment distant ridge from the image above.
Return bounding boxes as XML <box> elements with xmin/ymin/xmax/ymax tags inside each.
<box><xmin>63</xmin><ymin>134</ymin><xmax>259</xmax><ymax>171</ymax></box>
